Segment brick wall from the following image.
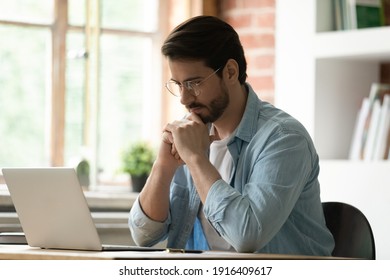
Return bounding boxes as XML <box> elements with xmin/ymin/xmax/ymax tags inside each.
<box><xmin>219</xmin><ymin>0</ymin><xmax>275</xmax><ymax>103</ymax></box>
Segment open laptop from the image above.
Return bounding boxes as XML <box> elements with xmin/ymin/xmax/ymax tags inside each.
<box><xmin>2</xmin><ymin>167</ymin><xmax>163</xmax><ymax>252</ymax></box>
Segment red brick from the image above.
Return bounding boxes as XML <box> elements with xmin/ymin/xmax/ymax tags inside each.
<box><xmin>254</xmin><ymin>12</ymin><xmax>275</xmax><ymax>29</ymax></box>
<box><xmin>241</xmin><ymin>0</ymin><xmax>275</xmax><ymax>8</ymax></box>
<box><xmin>225</xmin><ymin>14</ymin><xmax>252</xmax><ymax>29</ymax></box>
<box><xmin>252</xmin><ymin>54</ymin><xmax>275</xmax><ymax>70</ymax></box>
<box><xmin>220</xmin><ymin>0</ymin><xmax>238</xmax><ymax>11</ymax></box>
<box><xmin>240</xmin><ymin>34</ymin><xmax>274</xmax><ymax>49</ymax></box>
<box><xmin>247</xmin><ymin>75</ymin><xmax>274</xmax><ymax>91</ymax></box>
<box><xmin>219</xmin><ymin>0</ymin><xmax>276</xmax><ymax>100</ymax></box>
<box><xmin>220</xmin><ymin>0</ymin><xmax>275</xmax><ymax>11</ymax></box>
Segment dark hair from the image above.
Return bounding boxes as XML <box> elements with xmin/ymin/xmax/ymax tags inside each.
<box><xmin>161</xmin><ymin>16</ymin><xmax>247</xmax><ymax>84</ymax></box>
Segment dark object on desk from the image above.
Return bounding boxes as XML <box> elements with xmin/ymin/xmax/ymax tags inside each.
<box><xmin>0</xmin><ymin>232</ymin><xmax>27</xmax><ymax>245</ymax></box>
<box><xmin>322</xmin><ymin>201</ymin><xmax>376</xmax><ymax>260</ymax></box>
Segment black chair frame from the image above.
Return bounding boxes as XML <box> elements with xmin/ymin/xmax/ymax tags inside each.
<box><xmin>322</xmin><ymin>201</ymin><xmax>375</xmax><ymax>259</ymax></box>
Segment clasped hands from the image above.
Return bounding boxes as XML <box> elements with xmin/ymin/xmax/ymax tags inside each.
<box><xmin>162</xmin><ymin>113</ymin><xmax>215</xmax><ymax>164</ymax></box>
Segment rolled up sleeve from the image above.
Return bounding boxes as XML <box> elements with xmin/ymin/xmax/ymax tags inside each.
<box><xmin>128</xmin><ymin>196</ymin><xmax>170</xmax><ymax>247</ymax></box>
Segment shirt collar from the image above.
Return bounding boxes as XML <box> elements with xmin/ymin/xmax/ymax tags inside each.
<box><xmin>231</xmin><ymin>82</ymin><xmax>261</xmax><ymax>144</ymax></box>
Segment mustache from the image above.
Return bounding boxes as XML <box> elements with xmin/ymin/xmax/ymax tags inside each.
<box><xmin>187</xmin><ymin>102</ymin><xmax>205</xmax><ymax>110</ymax></box>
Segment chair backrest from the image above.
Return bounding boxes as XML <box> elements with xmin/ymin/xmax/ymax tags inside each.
<box><xmin>322</xmin><ymin>201</ymin><xmax>375</xmax><ymax>259</ymax></box>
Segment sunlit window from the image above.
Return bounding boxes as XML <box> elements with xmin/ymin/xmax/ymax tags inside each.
<box><xmin>0</xmin><ymin>0</ymin><xmax>161</xmax><ymax>188</ymax></box>
<box><xmin>0</xmin><ymin>26</ymin><xmax>51</xmax><ymax>166</ymax></box>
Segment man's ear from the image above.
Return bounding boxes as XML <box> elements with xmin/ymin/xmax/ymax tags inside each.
<box><xmin>224</xmin><ymin>59</ymin><xmax>239</xmax><ymax>83</ymax></box>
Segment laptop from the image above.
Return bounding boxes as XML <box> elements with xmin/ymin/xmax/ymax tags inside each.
<box><xmin>2</xmin><ymin>167</ymin><xmax>163</xmax><ymax>252</ymax></box>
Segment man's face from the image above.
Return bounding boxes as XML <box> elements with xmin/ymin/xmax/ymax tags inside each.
<box><xmin>168</xmin><ymin>60</ymin><xmax>229</xmax><ymax>124</ymax></box>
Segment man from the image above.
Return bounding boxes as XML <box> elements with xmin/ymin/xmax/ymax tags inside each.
<box><xmin>129</xmin><ymin>16</ymin><xmax>334</xmax><ymax>255</ymax></box>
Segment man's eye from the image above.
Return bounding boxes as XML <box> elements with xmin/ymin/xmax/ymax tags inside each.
<box><xmin>184</xmin><ymin>82</ymin><xmax>195</xmax><ymax>88</ymax></box>
<box><xmin>189</xmin><ymin>81</ymin><xmax>201</xmax><ymax>86</ymax></box>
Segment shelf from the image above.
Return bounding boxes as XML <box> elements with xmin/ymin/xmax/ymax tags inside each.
<box><xmin>315</xmin><ymin>27</ymin><xmax>390</xmax><ymax>61</ymax></box>
<box><xmin>276</xmin><ymin>1</ymin><xmax>389</xmax><ymax>159</ymax></box>
<box><xmin>276</xmin><ymin>0</ymin><xmax>390</xmax><ymax>260</ymax></box>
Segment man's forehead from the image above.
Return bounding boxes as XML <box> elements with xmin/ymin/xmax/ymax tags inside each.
<box><xmin>168</xmin><ymin>58</ymin><xmax>206</xmax><ymax>68</ymax></box>
<box><xmin>168</xmin><ymin>60</ymin><xmax>211</xmax><ymax>81</ymax></box>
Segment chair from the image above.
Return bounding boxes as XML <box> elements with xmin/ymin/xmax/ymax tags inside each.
<box><xmin>322</xmin><ymin>201</ymin><xmax>376</xmax><ymax>259</ymax></box>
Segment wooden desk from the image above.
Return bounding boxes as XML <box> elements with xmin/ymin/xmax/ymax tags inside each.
<box><xmin>0</xmin><ymin>245</ymin><xmax>342</xmax><ymax>260</ymax></box>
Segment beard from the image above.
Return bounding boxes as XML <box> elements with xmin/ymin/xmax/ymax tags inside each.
<box><xmin>187</xmin><ymin>83</ymin><xmax>230</xmax><ymax>124</ymax></box>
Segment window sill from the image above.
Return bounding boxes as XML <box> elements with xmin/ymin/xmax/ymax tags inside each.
<box><xmin>0</xmin><ymin>184</ymin><xmax>139</xmax><ymax>212</ymax></box>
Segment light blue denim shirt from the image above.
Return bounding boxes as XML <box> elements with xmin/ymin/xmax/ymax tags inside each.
<box><xmin>129</xmin><ymin>83</ymin><xmax>335</xmax><ymax>255</ymax></box>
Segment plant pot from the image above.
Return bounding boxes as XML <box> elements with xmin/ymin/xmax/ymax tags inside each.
<box><xmin>131</xmin><ymin>174</ymin><xmax>148</xmax><ymax>192</ymax></box>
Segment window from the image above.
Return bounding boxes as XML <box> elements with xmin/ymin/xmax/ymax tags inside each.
<box><xmin>0</xmin><ymin>0</ymin><xmax>162</xmax><ymax>188</ymax></box>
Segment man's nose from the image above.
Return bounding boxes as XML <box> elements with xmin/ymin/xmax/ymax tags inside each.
<box><xmin>180</xmin><ymin>88</ymin><xmax>195</xmax><ymax>106</ymax></box>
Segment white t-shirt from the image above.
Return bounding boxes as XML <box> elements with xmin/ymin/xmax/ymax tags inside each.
<box><xmin>198</xmin><ymin>127</ymin><xmax>235</xmax><ymax>251</ymax></box>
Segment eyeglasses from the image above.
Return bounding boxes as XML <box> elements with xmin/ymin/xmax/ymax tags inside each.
<box><xmin>165</xmin><ymin>67</ymin><xmax>222</xmax><ymax>97</ymax></box>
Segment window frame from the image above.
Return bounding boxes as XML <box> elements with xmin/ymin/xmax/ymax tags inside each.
<box><xmin>0</xmin><ymin>0</ymin><xmax>164</xmax><ymax>188</ymax></box>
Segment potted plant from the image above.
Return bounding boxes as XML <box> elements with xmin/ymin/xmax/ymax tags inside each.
<box><xmin>122</xmin><ymin>141</ymin><xmax>155</xmax><ymax>192</ymax></box>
